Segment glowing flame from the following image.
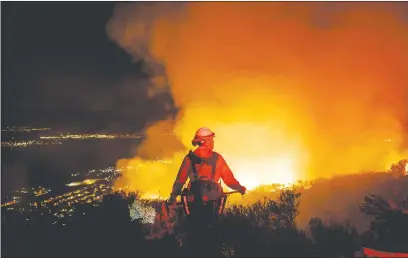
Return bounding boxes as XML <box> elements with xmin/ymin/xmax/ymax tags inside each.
<box><xmin>405</xmin><ymin>162</ymin><xmax>408</xmax><ymax>175</ymax></box>
<box><xmin>230</xmin><ymin>156</ymin><xmax>296</xmax><ymax>190</ymax></box>
<box><xmin>174</xmin><ymin>121</ymin><xmax>308</xmax><ymax>191</ymax></box>
<box><xmin>108</xmin><ymin>2</ymin><xmax>408</xmax><ymax>198</ymax></box>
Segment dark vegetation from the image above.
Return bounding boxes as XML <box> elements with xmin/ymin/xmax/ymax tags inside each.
<box><xmin>2</xmin><ymin>174</ymin><xmax>408</xmax><ymax>257</ymax></box>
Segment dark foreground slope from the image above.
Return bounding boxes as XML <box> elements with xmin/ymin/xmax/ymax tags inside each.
<box><xmin>2</xmin><ymin>173</ymin><xmax>408</xmax><ymax>257</ymax></box>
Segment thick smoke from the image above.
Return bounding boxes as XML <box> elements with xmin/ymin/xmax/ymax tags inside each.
<box><xmin>107</xmin><ymin>2</ymin><xmax>408</xmax><ymax>197</ymax></box>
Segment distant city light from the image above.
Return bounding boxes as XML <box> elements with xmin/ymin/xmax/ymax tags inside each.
<box><xmin>1</xmin><ymin>128</ymin><xmax>145</xmax><ymax>149</ymax></box>
<box><xmin>2</xmin><ymin>165</ymin><xmax>122</xmax><ymax>223</ymax></box>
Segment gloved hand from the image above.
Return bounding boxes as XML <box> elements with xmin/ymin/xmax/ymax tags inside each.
<box><xmin>238</xmin><ymin>185</ymin><xmax>247</xmax><ymax>195</ymax></box>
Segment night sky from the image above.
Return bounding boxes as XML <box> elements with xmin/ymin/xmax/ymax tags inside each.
<box><xmin>2</xmin><ymin>2</ymin><xmax>176</xmax><ymax>131</ymax></box>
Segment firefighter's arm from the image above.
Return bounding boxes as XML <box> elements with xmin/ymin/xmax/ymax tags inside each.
<box><xmin>218</xmin><ymin>155</ymin><xmax>246</xmax><ymax>194</ymax></box>
<box><xmin>169</xmin><ymin>156</ymin><xmax>190</xmax><ymax>201</ymax></box>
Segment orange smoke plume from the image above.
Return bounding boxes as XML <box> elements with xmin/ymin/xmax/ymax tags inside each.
<box><xmin>107</xmin><ymin>2</ymin><xmax>408</xmax><ymax>198</ymax></box>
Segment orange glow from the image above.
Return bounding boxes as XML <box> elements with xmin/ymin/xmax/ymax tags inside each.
<box><xmin>108</xmin><ymin>2</ymin><xmax>408</xmax><ymax>199</ymax></box>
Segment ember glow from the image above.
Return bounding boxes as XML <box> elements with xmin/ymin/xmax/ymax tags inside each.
<box><xmin>108</xmin><ymin>2</ymin><xmax>408</xmax><ymax>197</ymax></box>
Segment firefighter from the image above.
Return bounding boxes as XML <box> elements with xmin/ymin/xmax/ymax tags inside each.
<box><xmin>168</xmin><ymin>127</ymin><xmax>246</xmax><ymax>203</ymax></box>
<box><xmin>166</xmin><ymin>127</ymin><xmax>246</xmax><ymax>254</ymax></box>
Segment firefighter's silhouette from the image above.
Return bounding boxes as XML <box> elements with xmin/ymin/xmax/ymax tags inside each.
<box><xmin>168</xmin><ymin>127</ymin><xmax>247</xmax><ymax>254</ymax></box>
<box><xmin>169</xmin><ymin>127</ymin><xmax>246</xmax><ymax>206</ymax></box>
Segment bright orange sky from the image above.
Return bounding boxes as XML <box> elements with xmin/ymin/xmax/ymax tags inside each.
<box><xmin>108</xmin><ymin>2</ymin><xmax>408</xmax><ymax>198</ymax></box>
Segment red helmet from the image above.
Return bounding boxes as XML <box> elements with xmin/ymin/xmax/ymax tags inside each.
<box><xmin>191</xmin><ymin>127</ymin><xmax>215</xmax><ymax>146</ymax></box>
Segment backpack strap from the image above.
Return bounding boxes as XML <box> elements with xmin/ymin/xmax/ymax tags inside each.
<box><xmin>188</xmin><ymin>151</ymin><xmax>219</xmax><ymax>181</ymax></box>
<box><xmin>187</xmin><ymin>151</ymin><xmax>199</xmax><ymax>180</ymax></box>
<box><xmin>210</xmin><ymin>152</ymin><xmax>219</xmax><ymax>180</ymax></box>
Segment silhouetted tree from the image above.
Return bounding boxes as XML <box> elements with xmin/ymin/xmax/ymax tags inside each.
<box><xmin>360</xmin><ymin>194</ymin><xmax>408</xmax><ymax>252</ymax></box>
<box><xmin>309</xmin><ymin>217</ymin><xmax>359</xmax><ymax>257</ymax></box>
<box><xmin>389</xmin><ymin>159</ymin><xmax>407</xmax><ymax>178</ymax></box>
<box><xmin>216</xmin><ymin>189</ymin><xmax>318</xmax><ymax>257</ymax></box>
<box><xmin>5</xmin><ymin>183</ymin><xmax>408</xmax><ymax>257</ymax></box>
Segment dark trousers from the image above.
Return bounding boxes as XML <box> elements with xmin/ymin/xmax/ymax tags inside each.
<box><xmin>184</xmin><ymin>200</ymin><xmax>222</xmax><ymax>257</ymax></box>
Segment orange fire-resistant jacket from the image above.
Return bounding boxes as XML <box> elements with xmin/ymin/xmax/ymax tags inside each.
<box><xmin>170</xmin><ymin>147</ymin><xmax>242</xmax><ymax>197</ymax></box>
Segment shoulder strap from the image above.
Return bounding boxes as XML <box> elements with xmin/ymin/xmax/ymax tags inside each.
<box><xmin>210</xmin><ymin>152</ymin><xmax>219</xmax><ymax>180</ymax></box>
<box><xmin>187</xmin><ymin>151</ymin><xmax>198</xmax><ymax>180</ymax></box>
<box><xmin>211</xmin><ymin>152</ymin><xmax>219</xmax><ymax>180</ymax></box>
<box><xmin>188</xmin><ymin>151</ymin><xmax>219</xmax><ymax>181</ymax></box>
